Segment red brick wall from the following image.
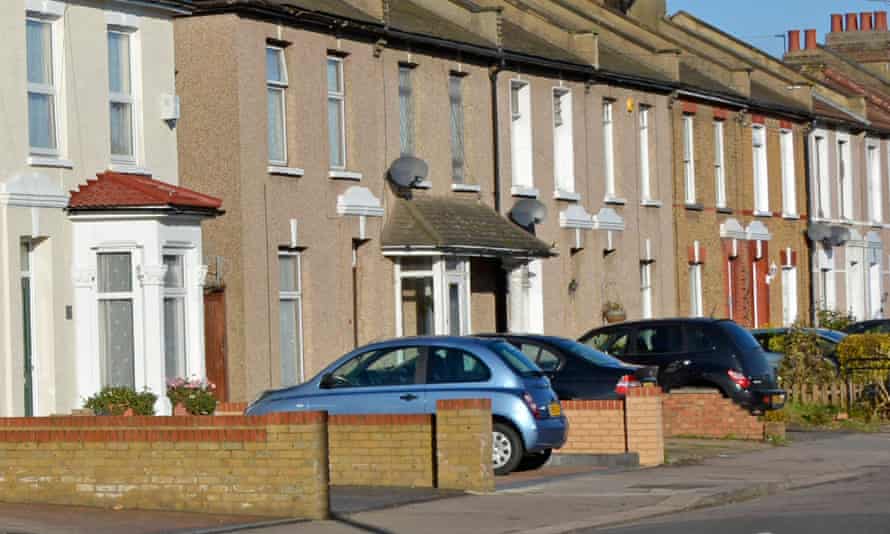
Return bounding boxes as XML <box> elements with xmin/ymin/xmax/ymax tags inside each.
<box><xmin>663</xmin><ymin>389</ymin><xmax>764</xmax><ymax>440</ymax></box>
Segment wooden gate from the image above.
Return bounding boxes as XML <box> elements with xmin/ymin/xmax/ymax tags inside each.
<box><xmin>204</xmin><ymin>288</ymin><xmax>228</xmax><ymax>401</ymax></box>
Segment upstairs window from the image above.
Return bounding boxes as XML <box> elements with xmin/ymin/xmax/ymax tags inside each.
<box><xmin>327</xmin><ymin>56</ymin><xmax>346</xmax><ymax>169</ymax></box>
<box><xmin>108</xmin><ymin>28</ymin><xmax>136</xmax><ymax>163</ymax></box>
<box><xmin>639</xmin><ymin>105</ymin><xmax>652</xmax><ymax>201</ymax></box>
<box><xmin>399</xmin><ymin>65</ymin><xmax>415</xmax><ymax>157</ymax></box>
<box><xmin>683</xmin><ymin>114</ymin><xmax>696</xmax><ymax>204</ymax></box>
<box><xmin>552</xmin><ymin>88</ymin><xmax>575</xmax><ymax>194</ymax></box>
<box><xmin>27</xmin><ymin>18</ymin><xmax>59</xmax><ymax>156</ymax></box>
<box><xmin>714</xmin><ymin>120</ymin><xmax>726</xmax><ymax>208</ymax></box>
<box><xmin>449</xmin><ymin>74</ymin><xmax>465</xmax><ymax>183</ymax></box>
<box><xmin>752</xmin><ymin>124</ymin><xmax>769</xmax><ymax>214</ymax></box>
<box><xmin>814</xmin><ymin>134</ymin><xmax>830</xmax><ymax>218</ymax></box>
<box><xmin>266</xmin><ymin>46</ymin><xmax>288</xmax><ymax>165</ymax></box>
<box><xmin>838</xmin><ymin>138</ymin><xmax>852</xmax><ymax>219</ymax></box>
<box><xmin>510</xmin><ymin>80</ymin><xmax>533</xmax><ymax>190</ymax></box>
<box><xmin>868</xmin><ymin>142</ymin><xmax>882</xmax><ymax>223</ymax></box>
<box><xmin>780</xmin><ymin>129</ymin><xmax>796</xmax><ymax>216</ymax></box>
<box><xmin>603</xmin><ymin>100</ymin><xmax>616</xmax><ymax>199</ymax></box>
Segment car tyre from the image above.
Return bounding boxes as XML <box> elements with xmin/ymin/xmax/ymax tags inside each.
<box><xmin>492</xmin><ymin>422</ymin><xmax>524</xmax><ymax>476</ymax></box>
<box><xmin>517</xmin><ymin>448</ymin><xmax>552</xmax><ymax>472</ymax></box>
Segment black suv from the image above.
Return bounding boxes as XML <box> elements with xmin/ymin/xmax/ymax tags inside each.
<box><xmin>579</xmin><ymin>318</ymin><xmax>784</xmax><ymax>412</ymax></box>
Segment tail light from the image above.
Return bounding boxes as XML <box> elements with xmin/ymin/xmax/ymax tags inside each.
<box><xmin>728</xmin><ymin>369</ymin><xmax>751</xmax><ymax>390</ymax></box>
<box><xmin>615</xmin><ymin>374</ymin><xmax>641</xmax><ymax>396</ymax></box>
<box><xmin>522</xmin><ymin>391</ymin><xmax>544</xmax><ymax>419</ymax></box>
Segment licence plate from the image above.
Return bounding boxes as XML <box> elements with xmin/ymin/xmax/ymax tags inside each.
<box><xmin>771</xmin><ymin>394</ymin><xmax>785</xmax><ymax>405</ymax></box>
<box><xmin>548</xmin><ymin>403</ymin><xmax>561</xmax><ymax>417</ymax></box>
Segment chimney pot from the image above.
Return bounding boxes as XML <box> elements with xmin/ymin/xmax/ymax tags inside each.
<box><xmin>787</xmin><ymin>29</ymin><xmax>801</xmax><ymax>52</ymax></box>
<box><xmin>861</xmin><ymin>12</ymin><xmax>874</xmax><ymax>31</ymax></box>
<box><xmin>804</xmin><ymin>29</ymin><xmax>818</xmax><ymax>50</ymax></box>
<box><xmin>846</xmin><ymin>13</ymin><xmax>859</xmax><ymax>31</ymax></box>
<box><xmin>876</xmin><ymin>11</ymin><xmax>888</xmax><ymax>31</ymax></box>
<box><xmin>830</xmin><ymin>14</ymin><xmax>843</xmax><ymax>33</ymax></box>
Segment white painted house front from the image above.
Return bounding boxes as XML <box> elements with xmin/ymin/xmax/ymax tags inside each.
<box><xmin>0</xmin><ymin>0</ymin><xmax>218</xmax><ymax>416</ymax></box>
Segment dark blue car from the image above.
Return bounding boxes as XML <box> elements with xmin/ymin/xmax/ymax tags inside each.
<box><xmin>246</xmin><ymin>336</ymin><xmax>568</xmax><ymax>475</ymax></box>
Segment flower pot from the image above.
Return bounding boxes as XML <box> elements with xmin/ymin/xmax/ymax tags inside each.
<box><xmin>173</xmin><ymin>403</ymin><xmax>188</xmax><ymax>416</ymax></box>
<box><xmin>122</xmin><ymin>408</ymin><xmax>134</xmax><ymax>417</ymax></box>
<box><xmin>604</xmin><ymin>309</ymin><xmax>626</xmax><ymax>323</ymax></box>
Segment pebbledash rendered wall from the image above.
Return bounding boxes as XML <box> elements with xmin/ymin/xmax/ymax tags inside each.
<box><xmin>0</xmin><ymin>399</ymin><xmax>494</xmax><ymax>516</ymax></box>
<box><xmin>560</xmin><ymin>387</ymin><xmax>665</xmax><ymax>466</ymax></box>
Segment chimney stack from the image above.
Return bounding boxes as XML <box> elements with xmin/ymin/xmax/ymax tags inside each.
<box><xmin>830</xmin><ymin>14</ymin><xmax>843</xmax><ymax>33</ymax></box>
<box><xmin>787</xmin><ymin>29</ymin><xmax>801</xmax><ymax>52</ymax></box>
<box><xmin>876</xmin><ymin>11</ymin><xmax>888</xmax><ymax>31</ymax></box>
<box><xmin>804</xmin><ymin>29</ymin><xmax>818</xmax><ymax>50</ymax></box>
<box><xmin>846</xmin><ymin>13</ymin><xmax>859</xmax><ymax>31</ymax></box>
<box><xmin>861</xmin><ymin>12</ymin><xmax>874</xmax><ymax>31</ymax></box>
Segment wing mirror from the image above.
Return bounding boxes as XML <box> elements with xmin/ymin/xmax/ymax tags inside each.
<box><xmin>319</xmin><ymin>373</ymin><xmax>337</xmax><ymax>389</ymax></box>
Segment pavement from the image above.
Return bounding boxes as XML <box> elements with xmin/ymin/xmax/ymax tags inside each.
<box><xmin>0</xmin><ymin>431</ymin><xmax>887</xmax><ymax>534</ymax></box>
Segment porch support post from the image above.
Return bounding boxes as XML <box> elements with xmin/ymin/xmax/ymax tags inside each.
<box><xmin>140</xmin><ymin>264</ymin><xmax>170</xmax><ymax>415</ymax></box>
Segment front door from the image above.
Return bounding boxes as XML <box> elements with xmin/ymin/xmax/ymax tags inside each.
<box><xmin>20</xmin><ymin>240</ymin><xmax>35</xmax><ymax>416</ymax></box>
<box><xmin>204</xmin><ymin>288</ymin><xmax>228</xmax><ymax>401</ymax></box>
<box><xmin>444</xmin><ymin>258</ymin><xmax>470</xmax><ymax>335</ymax></box>
<box><xmin>396</xmin><ymin>256</ymin><xmax>471</xmax><ymax>336</ymax></box>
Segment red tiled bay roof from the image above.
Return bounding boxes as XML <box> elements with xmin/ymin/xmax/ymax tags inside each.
<box><xmin>69</xmin><ymin>172</ymin><xmax>222</xmax><ymax>211</ymax></box>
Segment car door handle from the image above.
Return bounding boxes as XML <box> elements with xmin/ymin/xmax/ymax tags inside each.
<box><xmin>399</xmin><ymin>394</ymin><xmax>418</xmax><ymax>401</ymax></box>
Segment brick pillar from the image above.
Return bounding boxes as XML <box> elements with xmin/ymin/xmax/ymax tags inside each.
<box><xmin>435</xmin><ymin>399</ymin><xmax>494</xmax><ymax>492</ymax></box>
<box><xmin>624</xmin><ymin>387</ymin><xmax>664</xmax><ymax>466</ymax></box>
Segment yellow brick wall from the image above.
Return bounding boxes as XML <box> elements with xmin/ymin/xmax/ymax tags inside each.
<box><xmin>625</xmin><ymin>388</ymin><xmax>665</xmax><ymax>467</ymax></box>
<box><xmin>560</xmin><ymin>401</ymin><xmax>627</xmax><ymax>454</ymax></box>
<box><xmin>435</xmin><ymin>399</ymin><xmax>494</xmax><ymax>493</ymax></box>
<box><xmin>0</xmin><ymin>414</ymin><xmax>329</xmax><ymax>518</ymax></box>
<box><xmin>328</xmin><ymin>415</ymin><xmax>434</xmax><ymax>488</ymax></box>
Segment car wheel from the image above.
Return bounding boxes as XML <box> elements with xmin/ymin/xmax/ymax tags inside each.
<box><xmin>492</xmin><ymin>422</ymin><xmax>524</xmax><ymax>476</ymax></box>
<box><xmin>517</xmin><ymin>448</ymin><xmax>552</xmax><ymax>471</ymax></box>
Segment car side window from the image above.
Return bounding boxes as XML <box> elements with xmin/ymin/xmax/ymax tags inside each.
<box><xmin>585</xmin><ymin>332</ymin><xmax>612</xmax><ymax>351</ymax></box>
<box><xmin>427</xmin><ymin>348</ymin><xmax>491</xmax><ymax>384</ymax></box>
<box><xmin>330</xmin><ymin>346</ymin><xmax>421</xmax><ymax>387</ymax></box>
<box><xmin>608</xmin><ymin>331</ymin><xmax>631</xmax><ymax>357</ymax></box>
<box><xmin>519</xmin><ymin>343</ymin><xmax>541</xmax><ymax>361</ymax></box>
<box><xmin>687</xmin><ymin>325</ymin><xmax>718</xmax><ymax>353</ymax></box>
<box><xmin>536</xmin><ymin>347</ymin><xmax>562</xmax><ymax>372</ymax></box>
<box><xmin>634</xmin><ymin>325</ymin><xmax>684</xmax><ymax>355</ymax></box>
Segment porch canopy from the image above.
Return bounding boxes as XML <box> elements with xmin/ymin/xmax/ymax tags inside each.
<box><xmin>382</xmin><ymin>196</ymin><xmax>555</xmax><ymax>258</ymax></box>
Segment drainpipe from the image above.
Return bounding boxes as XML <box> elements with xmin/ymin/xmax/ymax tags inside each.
<box><xmin>490</xmin><ymin>62</ymin><xmax>504</xmax><ymax>214</ymax></box>
<box><xmin>803</xmin><ymin>122</ymin><xmax>818</xmax><ymax>327</ymax></box>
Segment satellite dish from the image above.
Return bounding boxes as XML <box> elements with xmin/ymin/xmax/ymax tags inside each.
<box><xmin>806</xmin><ymin>224</ymin><xmax>830</xmax><ymax>243</ymax></box>
<box><xmin>830</xmin><ymin>226</ymin><xmax>850</xmax><ymax>247</ymax></box>
<box><xmin>388</xmin><ymin>156</ymin><xmax>429</xmax><ymax>188</ymax></box>
<box><xmin>510</xmin><ymin>199</ymin><xmax>547</xmax><ymax>227</ymax></box>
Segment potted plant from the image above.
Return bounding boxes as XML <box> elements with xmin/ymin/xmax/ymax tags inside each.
<box><xmin>167</xmin><ymin>376</ymin><xmax>218</xmax><ymax>416</ymax></box>
<box><xmin>602</xmin><ymin>301</ymin><xmax>626</xmax><ymax>323</ymax></box>
<box><xmin>83</xmin><ymin>387</ymin><xmax>157</xmax><ymax>416</ymax></box>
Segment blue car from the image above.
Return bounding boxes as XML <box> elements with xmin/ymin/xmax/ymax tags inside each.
<box><xmin>246</xmin><ymin>336</ymin><xmax>568</xmax><ymax>475</ymax></box>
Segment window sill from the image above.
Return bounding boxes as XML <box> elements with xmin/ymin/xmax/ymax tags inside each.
<box><xmin>684</xmin><ymin>203</ymin><xmax>704</xmax><ymax>211</ymax></box>
<box><xmin>28</xmin><ymin>156</ymin><xmax>74</xmax><ymax>169</ymax></box>
<box><xmin>452</xmin><ymin>183</ymin><xmax>481</xmax><ymax>192</ymax></box>
<box><xmin>511</xmin><ymin>186</ymin><xmax>539</xmax><ymax>198</ymax></box>
<box><xmin>553</xmin><ymin>189</ymin><xmax>581</xmax><ymax>201</ymax></box>
<box><xmin>782</xmin><ymin>213</ymin><xmax>800</xmax><ymax>220</ymax></box>
<box><xmin>716</xmin><ymin>206</ymin><xmax>733</xmax><ymax>214</ymax></box>
<box><xmin>109</xmin><ymin>163</ymin><xmax>152</xmax><ymax>175</ymax></box>
<box><xmin>753</xmin><ymin>210</ymin><xmax>773</xmax><ymax>218</ymax></box>
<box><xmin>604</xmin><ymin>196</ymin><xmax>626</xmax><ymax>206</ymax></box>
<box><xmin>268</xmin><ymin>165</ymin><xmax>305</xmax><ymax>177</ymax></box>
<box><xmin>640</xmin><ymin>199</ymin><xmax>663</xmax><ymax>208</ymax></box>
<box><xmin>328</xmin><ymin>169</ymin><xmax>363</xmax><ymax>181</ymax></box>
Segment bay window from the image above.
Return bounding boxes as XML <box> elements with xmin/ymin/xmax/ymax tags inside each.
<box><xmin>97</xmin><ymin>252</ymin><xmax>136</xmax><ymax>389</ymax></box>
<box><xmin>163</xmin><ymin>254</ymin><xmax>187</xmax><ymax>381</ymax></box>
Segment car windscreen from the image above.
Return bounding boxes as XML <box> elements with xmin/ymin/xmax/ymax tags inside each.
<box><xmin>817</xmin><ymin>329</ymin><xmax>846</xmax><ymax>343</ymax></box>
<box><xmin>489</xmin><ymin>341</ymin><xmax>545</xmax><ymax>377</ymax></box>
<box><xmin>720</xmin><ymin>322</ymin><xmax>771</xmax><ymax>376</ymax></box>
<box><xmin>548</xmin><ymin>338</ymin><xmax>627</xmax><ymax>368</ymax></box>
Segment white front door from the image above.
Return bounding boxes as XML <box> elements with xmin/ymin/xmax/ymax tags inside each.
<box><xmin>395</xmin><ymin>256</ymin><xmax>471</xmax><ymax>337</ymax></box>
<box><xmin>444</xmin><ymin>258</ymin><xmax>470</xmax><ymax>335</ymax></box>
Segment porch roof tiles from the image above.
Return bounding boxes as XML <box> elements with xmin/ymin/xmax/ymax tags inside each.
<box><xmin>68</xmin><ymin>172</ymin><xmax>223</xmax><ymax>212</ymax></box>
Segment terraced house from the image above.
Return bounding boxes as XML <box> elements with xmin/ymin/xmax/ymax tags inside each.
<box><xmin>0</xmin><ymin>0</ymin><xmax>221</xmax><ymax>416</ymax></box>
<box><xmin>176</xmin><ymin>0</ymin><xmax>684</xmax><ymax>402</ymax></box>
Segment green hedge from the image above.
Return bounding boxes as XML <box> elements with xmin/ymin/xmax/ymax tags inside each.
<box><xmin>836</xmin><ymin>334</ymin><xmax>890</xmax><ymax>382</ymax></box>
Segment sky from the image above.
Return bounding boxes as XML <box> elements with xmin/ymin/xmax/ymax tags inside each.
<box><xmin>666</xmin><ymin>0</ymin><xmax>887</xmax><ymax>58</ymax></box>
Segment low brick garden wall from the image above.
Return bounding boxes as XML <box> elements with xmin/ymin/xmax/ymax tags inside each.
<box><xmin>560</xmin><ymin>387</ymin><xmax>664</xmax><ymax>466</ymax></box>
<box><xmin>0</xmin><ymin>413</ymin><xmax>329</xmax><ymax>518</ymax></box>
<box><xmin>662</xmin><ymin>388</ymin><xmax>764</xmax><ymax>440</ymax></box>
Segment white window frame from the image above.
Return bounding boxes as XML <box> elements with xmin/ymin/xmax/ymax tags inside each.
<box><xmin>107</xmin><ymin>26</ymin><xmax>140</xmax><ymax>166</ymax></box>
<box><xmin>266</xmin><ymin>45</ymin><xmax>288</xmax><ymax>166</ymax></box>
<box><xmin>449</xmin><ymin>74</ymin><xmax>466</xmax><ymax>184</ymax></box>
<box><xmin>782</xmin><ymin>265</ymin><xmax>798</xmax><ymax>326</ymax></box>
<box><xmin>552</xmin><ymin>87</ymin><xmax>575</xmax><ymax>196</ymax></box>
<box><xmin>510</xmin><ymin>79</ymin><xmax>534</xmax><ymax>192</ymax></box>
<box><xmin>278</xmin><ymin>251</ymin><xmax>304</xmax><ymax>385</ymax></box>
<box><xmin>689</xmin><ymin>263</ymin><xmax>703</xmax><ymax>317</ymax></box>
<box><xmin>393</xmin><ymin>256</ymin><xmax>471</xmax><ymax>337</ymax></box>
<box><xmin>26</xmin><ymin>15</ymin><xmax>64</xmax><ymax>158</ymax></box>
<box><xmin>639</xmin><ymin>105</ymin><xmax>652</xmax><ymax>202</ymax></box>
<box><xmin>753</xmin><ymin>124</ymin><xmax>769</xmax><ymax>215</ymax></box>
<box><xmin>399</xmin><ymin>64</ymin><xmax>415</xmax><ymax>157</ymax></box>
<box><xmin>683</xmin><ymin>114</ymin><xmax>696</xmax><ymax>205</ymax></box>
<box><xmin>837</xmin><ymin>135</ymin><xmax>852</xmax><ymax>220</ymax></box>
<box><xmin>327</xmin><ymin>56</ymin><xmax>346</xmax><ymax>170</ymax></box>
<box><xmin>95</xmin><ymin>249</ymin><xmax>142</xmax><ymax>390</ymax></box>
<box><xmin>780</xmin><ymin>128</ymin><xmax>797</xmax><ymax>217</ymax></box>
<box><xmin>867</xmin><ymin>141</ymin><xmax>882</xmax><ymax>223</ymax></box>
<box><xmin>714</xmin><ymin>120</ymin><xmax>726</xmax><ymax>208</ymax></box>
<box><xmin>640</xmin><ymin>262</ymin><xmax>653</xmax><ymax>319</ymax></box>
<box><xmin>603</xmin><ymin>99</ymin><xmax>616</xmax><ymax>200</ymax></box>
<box><xmin>162</xmin><ymin>252</ymin><xmax>188</xmax><ymax>381</ymax></box>
<box><xmin>813</xmin><ymin>133</ymin><xmax>830</xmax><ymax>219</ymax></box>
